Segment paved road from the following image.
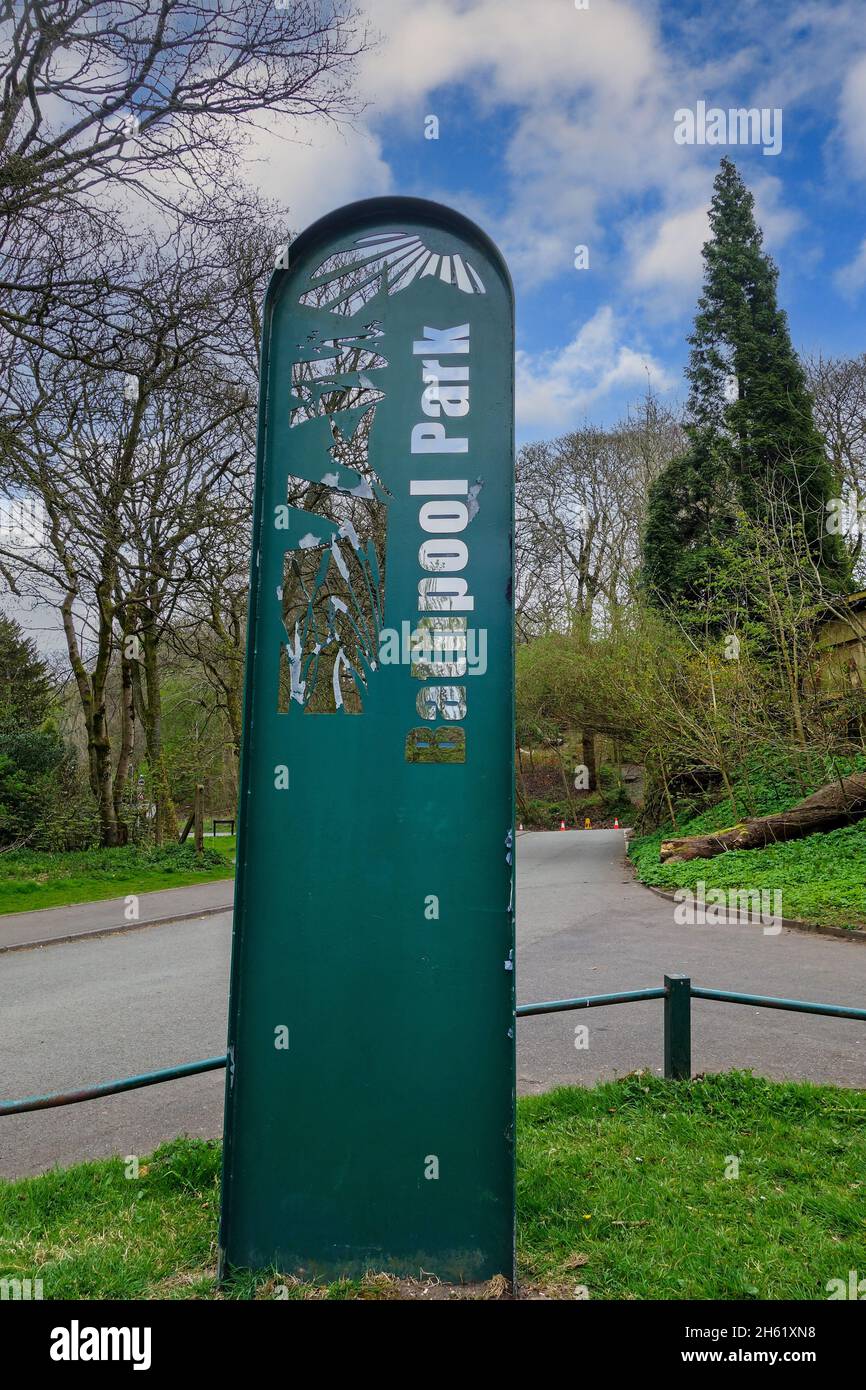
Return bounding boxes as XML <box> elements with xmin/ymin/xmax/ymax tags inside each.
<box><xmin>1</xmin><ymin>831</ymin><xmax>864</xmax><ymax>1177</ymax></box>
<box><xmin>0</xmin><ymin>879</ymin><xmax>232</xmax><ymax>951</ymax></box>
<box><xmin>516</xmin><ymin>831</ymin><xmax>865</xmax><ymax>1093</ymax></box>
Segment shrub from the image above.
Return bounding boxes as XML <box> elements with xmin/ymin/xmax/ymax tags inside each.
<box><xmin>0</xmin><ymin>727</ymin><xmax>98</xmax><ymax>850</ymax></box>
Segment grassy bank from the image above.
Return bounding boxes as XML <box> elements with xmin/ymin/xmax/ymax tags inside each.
<box><xmin>0</xmin><ymin>839</ymin><xmax>236</xmax><ymax>916</ymax></box>
<box><xmin>2</xmin><ymin>1073</ymin><xmax>863</xmax><ymax>1300</ymax></box>
<box><xmin>630</xmin><ymin>819</ymin><xmax>866</xmax><ymax>928</ymax></box>
<box><xmin>630</xmin><ymin>755</ymin><xmax>866</xmax><ymax>929</ymax></box>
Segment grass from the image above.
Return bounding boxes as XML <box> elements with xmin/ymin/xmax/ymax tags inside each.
<box><xmin>630</xmin><ymin>752</ymin><xmax>866</xmax><ymax>929</ymax></box>
<box><xmin>2</xmin><ymin>1073</ymin><xmax>863</xmax><ymax>1300</ymax></box>
<box><xmin>630</xmin><ymin>820</ymin><xmax>866</xmax><ymax>929</ymax></box>
<box><xmin>0</xmin><ymin>838</ymin><xmax>236</xmax><ymax>916</ymax></box>
<box><xmin>519</xmin><ymin>1072</ymin><xmax>866</xmax><ymax>1299</ymax></box>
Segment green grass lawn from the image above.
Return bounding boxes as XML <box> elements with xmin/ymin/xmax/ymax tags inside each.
<box><xmin>0</xmin><ymin>839</ymin><xmax>236</xmax><ymax>916</ymax></box>
<box><xmin>630</xmin><ymin>753</ymin><xmax>866</xmax><ymax>929</ymax></box>
<box><xmin>630</xmin><ymin>819</ymin><xmax>866</xmax><ymax>929</ymax></box>
<box><xmin>2</xmin><ymin>1073</ymin><xmax>863</xmax><ymax>1300</ymax></box>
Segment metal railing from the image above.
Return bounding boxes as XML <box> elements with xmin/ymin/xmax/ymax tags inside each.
<box><xmin>0</xmin><ymin>1055</ymin><xmax>227</xmax><ymax>1116</ymax></box>
<box><xmin>2</xmin><ymin>974</ymin><xmax>865</xmax><ymax>1115</ymax></box>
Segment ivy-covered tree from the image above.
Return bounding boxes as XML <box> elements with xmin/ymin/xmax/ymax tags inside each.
<box><xmin>643</xmin><ymin>157</ymin><xmax>850</xmax><ymax>624</ymax></box>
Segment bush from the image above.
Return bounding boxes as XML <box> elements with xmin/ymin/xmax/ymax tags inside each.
<box><xmin>0</xmin><ymin>727</ymin><xmax>99</xmax><ymax>850</ymax></box>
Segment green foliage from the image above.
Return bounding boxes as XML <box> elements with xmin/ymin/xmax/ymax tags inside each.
<box><xmin>642</xmin><ymin>447</ymin><xmax>736</xmax><ymax>626</ymax></box>
<box><xmin>0</xmin><ymin>610</ymin><xmax>52</xmax><ymax>729</ymax></box>
<box><xmin>630</xmin><ymin>750</ymin><xmax>866</xmax><ymax>928</ymax></box>
<box><xmin>0</xmin><ymin>727</ymin><xmax>98</xmax><ymax>850</ymax></box>
<box><xmin>0</xmin><ymin>611</ymin><xmax>97</xmax><ymax>848</ymax></box>
<box><xmin>517</xmin><ymin>632</ymin><xmax>590</xmax><ymax>739</ymax></box>
<box><xmin>161</xmin><ymin>671</ymin><xmax>238</xmax><ymax>814</ymax></box>
<box><xmin>598</xmin><ymin>764</ymin><xmax>635</xmax><ymax>818</ymax></box>
<box><xmin>521</xmin><ymin>796</ymin><xmax>584</xmax><ymax>829</ymax></box>
<box><xmin>643</xmin><ymin>158</ymin><xmax>850</xmax><ymax>626</ymax></box>
<box><xmin>0</xmin><ymin>839</ymin><xmax>233</xmax><ymax>914</ymax></box>
<box><xmin>516</xmin><ymin>626</ymin><xmax>635</xmax><ymax>742</ymax></box>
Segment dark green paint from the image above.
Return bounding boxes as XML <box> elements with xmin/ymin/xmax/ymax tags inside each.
<box><xmin>219</xmin><ymin>198</ymin><xmax>515</xmax><ymax>1280</ymax></box>
<box><xmin>664</xmin><ymin>974</ymin><xmax>692</xmax><ymax>1080</ymax></box>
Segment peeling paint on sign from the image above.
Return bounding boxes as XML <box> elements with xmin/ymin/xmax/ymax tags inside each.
<box><xmin>220</xmin><ymin>198</ymin><xmax>515</xmax><ymax>1284</ymax></box>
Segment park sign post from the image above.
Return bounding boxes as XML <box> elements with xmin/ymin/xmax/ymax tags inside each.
<box><xmin>219</xmin><ymin>197</ymin><xmax>515</xmax><ymax>1282</ymax></box>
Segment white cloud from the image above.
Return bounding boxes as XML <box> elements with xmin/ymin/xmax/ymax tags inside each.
<box><xmin>359</xmin><ymin>0</ymin><xmax>657</xmax><ymax>113</ymax></box>
<box><xmin>352</xmin><ymin>0</ymin><xmax>815</xmax><ymax>303</ymax></box>
<box><xmin>835</xmin><ymin>237</ymin><xmax>866</xmax><ymax>297</ymax></box>
<box><xmin>238</xmin><ymin>117</ymin><xmax>392</xmax><ymax>230</ymax></box>
<box><xmin>200</xmin><ymin>0</ymin><xmax>820</xmax><ymax>302</ymax></box>
<box><xmin>353</xmin><ymin>0</ymin><xmax>689</xmax><ymax>294</ymax></box>
<box><xmin>515</xmin><ymin>306</ymin><xmax>675</xmax><ymax>432</ymax></box>
<box><xmin>750</xmin><ymin>174</ymin><xmax>804</xmax><ymax>248</ymax></box>
<box><xmin>837</xmin><ymin>51</ymin><xmax>866</xmax><ymax>177</ymax></box>
<box><xmin>631</xmin><ymin>204</ymin><xmax>710</xmax><ymax>295</ymax></box>
<box><xmin>626</xmin><ymin>170</ymin><xmax>802</xmax><ymax>317</ymax></box>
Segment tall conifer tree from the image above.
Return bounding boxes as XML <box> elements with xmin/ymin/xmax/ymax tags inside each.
<box><xmin>643</xmin><ymin>158</ymin><xmax>850</xmax><ymax>622</ymax></box>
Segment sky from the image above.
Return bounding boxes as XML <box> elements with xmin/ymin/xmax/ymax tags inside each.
<box><xmin>240</xmin><ymin>0</ymin><xmax>866</xmax><ymax>442</ymax></box>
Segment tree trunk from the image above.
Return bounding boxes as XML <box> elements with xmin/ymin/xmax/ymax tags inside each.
<box><xmin>113</xmin><ymin>645</ymin><xmax>136</xmax><ymax>845</ymax></box>
<box><xmin>92</xmin><ymin>704</ymin><xmax>120</xmax><ymax>847</ymax></box>
<box><xmin>581</xmin><ymin>728</ymin><xmax>598</xmax><ymax>791</ymax></box>
<box><xmin>557</xmin><ymin>747</ymin><xmax>576</xmax><ymax>820</ymax></box>
<box><xmin>140</xmin><ymin>626</ymin><xmax>176</xmax><ymax>844</ymax></box>
<box><xmin>660</xmin><ymin>771</ymin><xmax>866</xmax><ymax>863</ymax></box>
<box><xmin>60</xmin><ymin>587</ymin><xmax>120</xmax><ymax>847</ymax></box>
<box><xmin>516</xmin><ymin>742</ymin><xmax>528</xmax><ymax>814</ymax></box>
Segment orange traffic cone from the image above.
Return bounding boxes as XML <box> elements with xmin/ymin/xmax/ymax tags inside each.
<box><xmin>559</xmin><ymin>819</ymin><xmax>566</xmax><ymax>831</ymax></box>
<box><xmin>614</xmin><ymin>817</ymin><xmax>620</xmax><ymax>829</ymax></box>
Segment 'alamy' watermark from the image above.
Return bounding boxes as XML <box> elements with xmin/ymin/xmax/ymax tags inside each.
<box><xmin>674</xmin><ymin>880</ymin><xmax>782</xmax><ymax>935</ymax></box>
<box><xmin>826</xmin><ymin>1270</ymin><xmax>866</xmax><ymax>1299</ymax></box>
<box><xmin>0</xmin><ymin>496</ymin><xmax>44</xmax><ymax>548</ymax></box>
<box><xmin>379</xmin><ymin>619</ymin><xmax>487</xmax><ymax>675</ymax></box>
<box><xmin>674</xmin><ymin>102</ymin><xmax>782</xmax><ymax>156</ymax></box>
<box><xmin>826</xmin><ymin>492</ymin><xmax>866</xmax><ymax>542</ymax></box>
<box><xmin>1</xmin><ymin>1277</ymin><xmax>43</xmax><ymax>1300</ymax></box>
<box><xmin>50</xmin><ymin>1322</ymin><xmax>151</xmax><ymax>1370</ymax></box>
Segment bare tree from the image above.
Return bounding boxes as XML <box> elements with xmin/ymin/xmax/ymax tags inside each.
<box><xmin>515</xmin><ymin>393</ymin><xmax>683</xmax><ymax>639</ymax></box>
<box><xmin>804</xmin><ymin>353</ymin><xmax>866</xmax><ymax>578</ymax></box>
<box><xmin>0</xmin><ymin>0</ymin><xmax>366</xmax><ymax>329</ymax></box>
<box><xmin>804</xmin><ymin>354</ymin><xmax>866</xmax><ymax>496</ymax></box>
<box><xmin>0</xmin><ymin>208</ymin><xmax>271</xmax><ymax>842</ymax></box>
<box><xmin>169</xmin><ymin>506</ymin><xmax>250</xmax><ymax>764</ymax></box>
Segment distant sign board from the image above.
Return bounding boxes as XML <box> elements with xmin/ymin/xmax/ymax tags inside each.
<box><xmin>219</xmin><ymin>197</ymin><xmax>515</xmax><ymax>1281</ymax></box>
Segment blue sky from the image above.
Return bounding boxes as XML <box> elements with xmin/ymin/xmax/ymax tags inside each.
<box><xmin>245</xmin><ymin>0</ymin><xmax>866</xmax><ymax>442</ymax></box>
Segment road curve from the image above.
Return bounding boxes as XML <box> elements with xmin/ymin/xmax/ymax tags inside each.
<box><xmin>1</xmin><ymin>830</ymin><xmax>863</xmax><ymax>1177</ymax></box>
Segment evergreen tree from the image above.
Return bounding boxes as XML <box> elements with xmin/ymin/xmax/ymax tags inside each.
<box><xmin>0</xmin><ymin>610</ymin><xmax>52</xmax><ymax>729</ymax></box>
<box><xmin>643</xmin><ymin>158</ymin><xmax>850</xmax><ymax>623</ymax></box>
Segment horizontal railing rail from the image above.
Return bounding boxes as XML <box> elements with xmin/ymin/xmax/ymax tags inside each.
<box><xmin>2</xmin><ymin>976</ymin><xmax>864</xmax><ymax>1115</ymax></box>
<box><xmin>515</xmin><ymin>986</ymin><xmax>666</xmax><ymax>1017</ymax></box>
<box><xmin>688</xmin><ymin>985</ymin><xmax>866</xmax><ymax>1021</ymax></box>
<box><xmin>0</xmin><ymin>1055</ymin><xmax>227</xmax><ymax>1117</ymax></box>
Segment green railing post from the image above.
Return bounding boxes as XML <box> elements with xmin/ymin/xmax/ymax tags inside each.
<box><xmin>664</xmin><ymin>974</ymin><xmax>691</xmax><ymax>1080</ymax></box>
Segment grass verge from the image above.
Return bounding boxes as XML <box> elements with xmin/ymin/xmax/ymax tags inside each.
<box><xmin>0</xmin><ymin>840</ymin><xmax>236</xmax><ymax>916</ymax></box>
<box><xmin>630</xmin><ymin>820</ymin><xmax>866</xmax><ymax>929</ymax></box>
<box><xmin>2</xmin><ymin>1073</ymin><xmax>863</xmax><ymax>1300</ymax></box>
<box><xmin>629</xmin><ymin>752</ymin><xmax>866</xmax><ymax>929</ymax></box>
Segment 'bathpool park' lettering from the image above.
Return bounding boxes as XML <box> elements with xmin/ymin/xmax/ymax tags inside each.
<box><xmin>407</xmin><ymin>323</ymin><xmax>474</xmax><ymax>764</ymax></box>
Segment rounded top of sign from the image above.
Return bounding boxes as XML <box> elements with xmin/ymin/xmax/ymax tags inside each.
<box><xmin>283</xmin><ymin>195</ymin><xmax>513</xmax><ymax>300</ymax></box>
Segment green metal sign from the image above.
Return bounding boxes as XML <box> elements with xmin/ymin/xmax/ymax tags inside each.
<box><xmin>219</xmin><ymin>197</ymin><xmax>515</xmax><ymax>1282</ymax></box>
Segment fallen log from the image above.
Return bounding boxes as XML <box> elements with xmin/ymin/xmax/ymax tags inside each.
<box><xmin>660</xmin><ymin>771</ymin><xmax>866</xmax><ymax>863</ymax></box>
